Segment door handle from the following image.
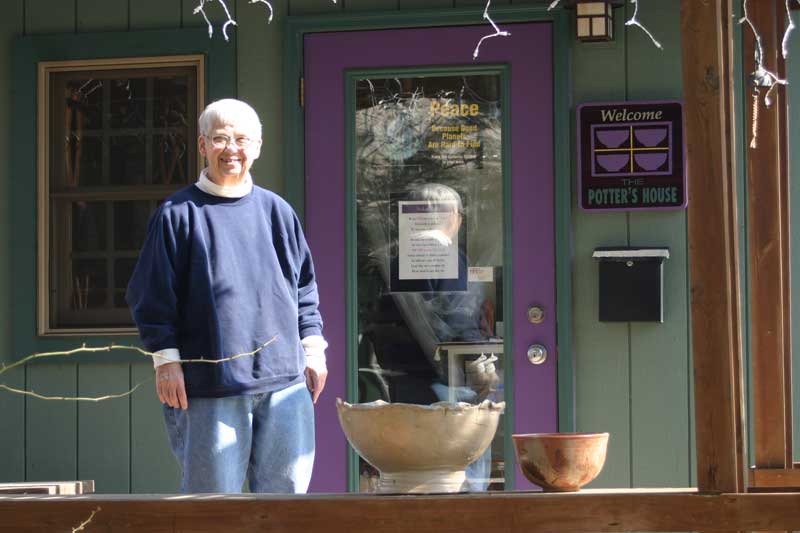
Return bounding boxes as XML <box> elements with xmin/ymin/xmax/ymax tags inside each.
<box><xmin>527</xmin><ymin>344</ymin><xmax>547</xmax><ymax>365</ymax></box>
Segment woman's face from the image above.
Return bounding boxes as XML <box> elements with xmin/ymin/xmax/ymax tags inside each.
<box><xmin>199</xmin><ymin>122</ymin><xmax>262</xmax><ymax>185</ymax></box>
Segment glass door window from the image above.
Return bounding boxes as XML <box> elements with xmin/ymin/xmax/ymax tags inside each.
<box><xmin>353</xmin><ymin>73</ymin><xmax>506</xmax><ymax>491</ymax></box>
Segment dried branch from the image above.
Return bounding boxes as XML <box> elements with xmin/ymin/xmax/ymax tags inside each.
<box><xmin>473</xmin><ymin>0</ymin><xmax>511</xmax><ymax>60</ymax></box>
<box><xmin>0</xmin><ymin>381</ymin><xmax>147</xmax><ymax>402</ymax></box>
<box><xmin>71</xmin><ymin>506</ymin><xmax>101</xmax><ymax>533</ymax></box>
<box><xmin>0</xmin><ymin>337</ymin><xmax>276</xmax><ymax>402</ymax></box>
<box><xmin>741</xmin><ymin>0</ymin><xmax>789</xmax><ymax>110</ymax></box>
<box><xmin>625</xmin><ymin>0</ymin><xmax>663</xmax><ymax>50</ymax></box>
<box><xmin>250</xmin><ymin>0</ymin><xmax>275</xmax><ymax>24</ymax></box>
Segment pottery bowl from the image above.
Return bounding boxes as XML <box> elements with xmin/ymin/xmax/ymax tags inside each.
<box><xmin>337</xmin><ymin>399</ymin><xmax>505</xmax><ymax>492</ymax></box>
<box><xmin>512</xmin><ymin>432</ymin><xmax>609</xmax><ymax>492</ymax></box>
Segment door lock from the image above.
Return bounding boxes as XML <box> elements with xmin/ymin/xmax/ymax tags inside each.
<box><xmin>527</xmin><ymin>344</ymin><xmax>548</xmax><ymax>365</ymax></box>
<box><xmin>527</xmin><ymin>306</ymin><xmax>545</xmax><ymax>324</ymax></box>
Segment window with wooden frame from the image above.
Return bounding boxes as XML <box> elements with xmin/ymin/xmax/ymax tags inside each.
<box><xmin>38</xmin><ymin>56</ymin><xmax>204</xmax><ymax>335</ymax></box>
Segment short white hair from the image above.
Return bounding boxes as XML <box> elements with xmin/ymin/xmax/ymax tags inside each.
<box><xmin>198</xmin><ymin>99</ymin><xmax>262</xmax><ymax>139</ymax></box>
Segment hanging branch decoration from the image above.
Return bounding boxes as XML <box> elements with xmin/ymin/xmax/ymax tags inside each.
<box><xmin>625</xmin><ymin>0</ymin><xmax>662</xmax><ymax>50</ymax></box>
<box><xmin>0</xmin><ymin>337</ymin><xmax>276</xmax><ymax>402</ymax></box>
<box><xmin>472</xmin><ymin>0</ymin><xmax>511</xmax><ymax>60</ymax></box>
<box><xmin>194</xmin><ymin>0</ymin><xmax>215</xmax><ymax>38</ymax></box>
<box><xmin>740</xmin><ymin>0</ymin><xmax>793</xmax><ymax>147</ymax></box>
<box><xmin>250</xmin><ymin>0</ymin><xmax>275</xmax><ymax>24</ymax></box>
<box><xmin>195</xmin><ymin>0</ymin><xmax>339</xmax><ymax>39</ymax></box>
<box><xmin>781</xmin><ymin>0</ymin><xmax>797</xmax><ymax>58</ymax></box>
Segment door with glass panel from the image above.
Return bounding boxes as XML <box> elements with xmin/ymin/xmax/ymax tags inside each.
<box><xmin>304</xmin><ymin>23</ymin><xmax>556</xmax><ymax>492</ymax></box>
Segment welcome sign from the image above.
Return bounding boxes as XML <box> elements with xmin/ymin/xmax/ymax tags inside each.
<box><xmin>578</xmin><ymin>101</ymin><xmax>687</xmax><ymax>211</ymax></box>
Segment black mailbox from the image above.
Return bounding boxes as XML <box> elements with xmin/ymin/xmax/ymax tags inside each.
<box><xmin>592</xmin><ymin>247</ymin><xmax>670</xmax><ymax>322</ymax></box>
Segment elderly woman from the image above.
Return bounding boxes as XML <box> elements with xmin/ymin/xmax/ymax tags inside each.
<box><xmin>126</xmin><ymin>98</ymin><xmax>328</xmax><ymax>494</ymax></box>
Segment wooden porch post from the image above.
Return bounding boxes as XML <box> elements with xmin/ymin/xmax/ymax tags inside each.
<box><xmin>680</xmin><ymin>0</ymin><xmax>747</xmax><ymax>493</ymax></box>
<box><xmin>743</xmin><ymin>0</ymin><xmax>793</xmax><ymax>475</ymax></box>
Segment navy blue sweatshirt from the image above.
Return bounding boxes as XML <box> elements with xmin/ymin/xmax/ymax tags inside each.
<box><xmin>126</xmin><ymin>184</ymin><xmax>323</xmax><ymax>397</ymax></box>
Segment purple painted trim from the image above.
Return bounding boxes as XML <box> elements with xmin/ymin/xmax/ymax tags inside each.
<box><xmin>304</xmin><ymin>23</ymin><xmax>556</xmax><ymax>492</ymax></box>
<box><xmin>577</xmin><ymin>100</ymin><xmax>688</xmax><ymax>213</ymax></box>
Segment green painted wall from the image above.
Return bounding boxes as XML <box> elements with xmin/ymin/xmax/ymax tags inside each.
<box><xmin>0</xmin><ymin>0</ymin><xmax>790</xmax><ymax>494</ymax></box>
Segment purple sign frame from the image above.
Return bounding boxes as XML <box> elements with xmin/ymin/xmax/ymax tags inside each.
<box><xmin>578</xmin><ymin>100</ymin><xmax>687</xmax><ymax>212</ymax></box>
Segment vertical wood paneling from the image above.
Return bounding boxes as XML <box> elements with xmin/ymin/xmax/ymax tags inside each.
<box><xmin>130</xmin><ymin>363</ymin><xmax>180</xmax><ymax>492</ymax></box>
<box><xmin>0</xmin><ymin>368</ymin><xmax>25</xmax><ymax>482</ymax></box>
<box><xmin>454</xmin><ymin>0</ymin><xmax>507</xmax><ymax>7</ymax></box>
<box><xmin>572</xmin><ymin>13</ymin><xmax>630</xmax><ymax>488</ymax></box>
<box><xmin>130</xmin><ymin>0</ymin><xmax>182</xmax><ymax>29</ymax></box>
<box><xmin>77</xmin><ymin>364</ymin><xmax>131</xmax><ymax>493</ymax></box>
<box><xmin>76</xmin><ymin>0</ymin><xmax>128</xmax><ymax>32</ymax></box>
<box><xmin>0</xmin><ymin>0</ymin><xmax>25</xmax><ymax>484</ymax></box>
<box><xmin>398</xmin><ymin>0</ymin><xmax>451</xmax><ymax>9</ymax></box>
<box><xmin>236</xmin><ymin>0</ymin><xmax>286</xmax><ymax>194</ymax></box>
<box><xmin>26</xmin><ymin>364</ymin><xmax>77</xmax><ymax>481</ymax></box>
<box><xmin>25</xmin><ymin>0</ymin><xmax>76</xmax><ymax>33</ymax></box>
<box><xmin>289</xmin><ymin>0</ymin><xmax>342</xmax><ymax>16</ymax></box>
<box><xmin>345</xmin><ymin>0</ymin><xmax>397</xmax><ymax>11</ymax></box>
<box><xmin>626</xmin><ymin>0</ymin><xmax>691</xmax><ymax>488</ymax></box>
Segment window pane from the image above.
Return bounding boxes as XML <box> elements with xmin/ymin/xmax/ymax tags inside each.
<box><xmin>72</xmin><ymin>201</ymin><xmax>107</xmax><ymax>252</ymax></box>
<box><xmin>109</xmin><ymin>135</ymin><xmax>147</xmax><ymax>185</ymax></box>
<box><xmin>66</xmin><ymin>135</ymin><xmax>104</xmax><ymax>187</ymax></box>
<box><xmin>65</xmin><ymin>78</ymin><xmax>104</xmax><ymax>130</ymax></box>
<box><xmin>154</xmin><ymin>76</ymin><xmax>190</xmax><ymax>127</ymax></box>
<box><xmin>46</xmin><ymin>61</ymin><xmax>199</xmax><ymax>331</ymax></box>
<box><xmin>113</xmin><ymin>200</ymin><xmax>151</xmax><ymax>251</ymax></box>
<box><xmin>71</xmin><ymin>259</ymin><xmax>108</xmax><ymax>309</ymax></box>
<box><xmin>110</xmin><ymin>78</ymin><xmax>147</xmax><ymax>129</ymax></box>
<box><xmin>153</xmin><ymin>132</ymin><xmax>190</xmax><ymax>184</ymax></box>
<box><xmin>354</xmin><ymin>73</ymin><xmax>505</xmax><ymax>492</ymax></box>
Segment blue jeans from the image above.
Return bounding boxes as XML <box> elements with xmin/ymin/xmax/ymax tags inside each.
<box><xmin>163</xmin><ymin>381</ymin><xmax>315</xmax><ymax>493</ymax></box>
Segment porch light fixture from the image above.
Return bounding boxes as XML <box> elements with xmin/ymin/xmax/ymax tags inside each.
<box><xmin>564</xmin><ymin>0</ymin><xmax>624</xmax><ymax>42</ymax></box>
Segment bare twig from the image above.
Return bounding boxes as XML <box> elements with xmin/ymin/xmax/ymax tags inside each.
<box><xmin>741</xmin><ymin>0</ymin><xmax>789</xmax><ymax>108</ymax></box>
<box><xmin>0</xmin><ymin>381</ymin><xmax>148</xmax><ymax>402</ymax></box>
<box><xmin>0</xmin><ymin>337</ymin><xmax>277</xmax><ymax>378</ymax></box>
<box><xmin>473</xmin><ymin>0</ymin><xmax>511</xmax><ymax>60</ymax></box>
<box><xmin>71</xmin><ymin>506</ymin><xmax>101</xmax><ymax>533</ymax></box>
<box><xmin>625</xmin><ymin>0</ymin><xmax>663</xmax><ymax>50</ymax></box>
<box><xmin>0</xmin><ymin>337</ymin><xmax>276</xmax><ymax>402</ymax></box>
<box><xmin>250</xmin><ymin>0</ymin><xmax>275</xmax><ymax>24</ymax></box>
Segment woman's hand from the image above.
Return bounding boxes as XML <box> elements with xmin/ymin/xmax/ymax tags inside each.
<box><xmin>156</xmin><ymin>362</ymin><xmax>188</xmax><ymax>410</ymax></box>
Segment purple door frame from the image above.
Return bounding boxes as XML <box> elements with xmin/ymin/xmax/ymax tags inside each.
<box><xmin>304</xmin><ymin>23</ymin><xmax>556</xmax><ymax>492</ymax></box>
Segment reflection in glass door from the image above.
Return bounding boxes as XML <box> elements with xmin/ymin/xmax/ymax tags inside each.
<box><xmin>353</xmin><ymin>72</ymin><xmax>506</xmax><ymax>491</ymax></box>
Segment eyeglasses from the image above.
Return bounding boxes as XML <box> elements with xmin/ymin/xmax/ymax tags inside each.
<box><xmin>207</xmin><ymin>134</ymin><xmax>255</xmax><ymax>149</ymax></box>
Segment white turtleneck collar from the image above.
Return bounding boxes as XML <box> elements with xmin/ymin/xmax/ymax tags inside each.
<box><xmin>195</xmin><ymin>168</ymin><xmax>253</xmax><ymax>198</ymax></box>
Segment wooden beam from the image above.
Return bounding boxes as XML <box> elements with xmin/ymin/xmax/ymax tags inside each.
<box><xmin>750</xmin><ymin>467</ymin><xmax>800</xmax><ymax>490</ymax></box>
<box><xmin>680</xmin><ymin>0</ymin><xmax>747</xmax><ymax>493</ymax></box>
<box><xmin>4</xmin><ymin>490</ymin><xmax>800</xmax><ymax>533</ymax></box>
<box><xmin>743</xmin><ymin>0</ymin><xmax>792</xmax><ymax>470</ymax></box>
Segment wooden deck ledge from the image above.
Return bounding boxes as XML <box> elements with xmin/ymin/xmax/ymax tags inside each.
<box><xmin>3</xmin><ymin>488</ymin><xmax>800</xmax><ymax>532</ymax></box>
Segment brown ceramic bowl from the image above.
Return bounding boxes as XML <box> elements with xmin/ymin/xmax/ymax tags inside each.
<box><xmin>512</xmin><ymin>432</ymin><xmax>609</xmax><ymax>492</ymax></box>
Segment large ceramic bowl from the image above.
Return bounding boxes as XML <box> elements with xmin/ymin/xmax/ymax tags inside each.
<box><xmin>513</xmin><ymin>432</ymin><xmax>609</xmax><ymax>492</ymax></box>
<box><xmin>337</xmin><ymin>398</ymin><xmax>505</xmax><ymax>493</ymax></box>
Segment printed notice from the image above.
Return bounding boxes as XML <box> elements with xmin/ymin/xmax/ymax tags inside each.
<box><xmin>398</xmin><ymin>200</ymin><xmax>459</xmax><ymax>280</ymax></box>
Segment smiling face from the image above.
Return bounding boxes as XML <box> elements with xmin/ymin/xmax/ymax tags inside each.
<box><xmin>199</xmin><ymin>123</ymin><xmax>262</xmax><ymax>186</ymax></box>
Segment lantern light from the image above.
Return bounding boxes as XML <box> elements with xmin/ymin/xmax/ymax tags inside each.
<box><xmin>563</xmin><ymin>0</ymin><xmax>624</xmax><ymax>42</ymax></box>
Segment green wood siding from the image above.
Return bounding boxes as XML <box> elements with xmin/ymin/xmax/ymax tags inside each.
<box><xmin>130</xmin><ymin>0</ymin><xmax>182</xmax><ymax>29</ymax></box>
<box><xmin>0</xmin><ymin>0</ymin><xmax>25</xmax><ymax>485</ymax></box>
<box><xmin>571</xmin><ymin>11</ymin><xmax>631</xmax><ymax>488</ymax></box>
<box><xmin>0</xmin><ymin>0</ymin><xmax>779</xmax><ymax>494</ymax></box>
<box><xmin>77</xmin><ymin>364</ymin><xmax>131</xmax><ymax>492</ymax></box>
<box><xmin>625</xmin><ymin>1</ymin><xmax>691</xmax><ymax>488</ymax></box>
